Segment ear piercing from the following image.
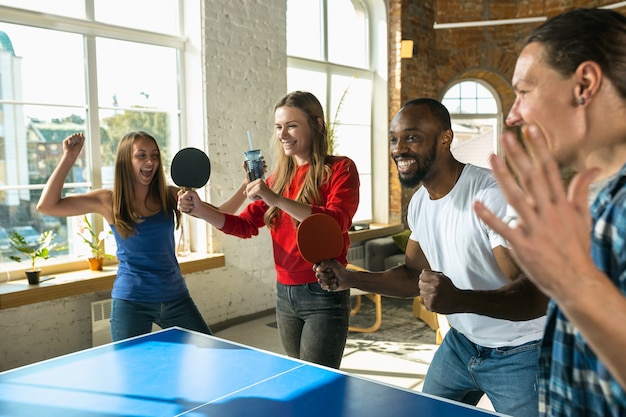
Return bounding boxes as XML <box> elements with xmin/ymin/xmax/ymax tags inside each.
<box><xmin>577</xmin><ymin>96</ymin><xmax>585</xmax><ymax>105</ymax></box>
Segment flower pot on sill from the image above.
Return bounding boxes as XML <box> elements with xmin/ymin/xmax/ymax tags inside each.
<box><xmin>25</xmin><ymin>269</ymin><xmax>41</xmax><ymax>285</ymax></box>
<box><xmin>88</xmin><ymin>257</ymin><xmax>104</xmax><ymax>271</ymax></box>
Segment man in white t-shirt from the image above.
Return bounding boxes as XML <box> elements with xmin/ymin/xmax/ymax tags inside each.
<box><xmin>315</xmin><ymin>98</ymin><xmax>547</xmax><ymax>417</ymax></box>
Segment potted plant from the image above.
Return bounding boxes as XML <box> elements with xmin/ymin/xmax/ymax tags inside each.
<box><xmin>77</xmin><ymin>215</ymin><xmax>114</xmax><ymax>270</ymax></box>
<box><xmin>9</xmin><ymin>229</ymin><xmax>64</xmax><ymax>284</ymax></box>
<box><xmin>326</xmin><ymin>84</ymin><xmax>350</xmax><ymax>154</ymax></box>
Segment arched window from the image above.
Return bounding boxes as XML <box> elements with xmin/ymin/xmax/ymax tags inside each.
<box><xmin>286</xmin><ymin>0</ymin><xmax>387</xmax><ymax>223</ymax></box>
<box><xmin>442</xmin><ymin>80</ymin><xmax>500</xmax><ymax>169</ymax></box>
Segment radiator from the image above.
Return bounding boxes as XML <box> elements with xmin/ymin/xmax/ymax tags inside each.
<box><xmin>91</xmin><ymin>299</ymin><xmax>160</xmax><ymax>346</ymax></box>
<box><xmin>91</xmin><ymin>299</ymin><xmax>113</xmax><ymax>347</ymax></box>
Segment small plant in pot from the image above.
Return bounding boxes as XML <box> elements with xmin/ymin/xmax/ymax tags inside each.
<box><xmin>77</xmin><ymin>215</ymin><xmax>114</xmax><ymax>270</ymax></box>
<box><xmin>9</xmin><ymin>229</ymin><xmax>64</xmax><ymax>284</ymax></box>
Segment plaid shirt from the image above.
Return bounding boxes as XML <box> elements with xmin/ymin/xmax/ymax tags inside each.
<box><xmin>538</xmin><ymin>164</ymin><xmax>626</xmax><ymax>417</ymax></box>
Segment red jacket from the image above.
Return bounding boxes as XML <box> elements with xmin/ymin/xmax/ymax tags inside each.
<box><xmin>220</xmin><ymin>156</ymin><xmax>360</xmax><ymax>285</ymax></box>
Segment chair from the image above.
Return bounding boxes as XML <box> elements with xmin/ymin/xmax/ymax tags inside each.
<box><xmin>346</xmin><ymin>236</ymin><xmax>448</xmax><ymax>342</ymax></box>
<box><xmin>347</xmin><ymin>264</ymin><xmax>383</xmax><ymax>333</ymax></box>
<box><xmin>349</xmin><ymin>285</ymin><xmax>447</xmax><ymax>341</ymax></box>
<box><xmin>412</xmin><ymin>296</ymin><xmax>445</xmax><ymax>344</ymax></box>
<box><xmin>349</xmin><ymin>289</ymin><xmax>383</xmax><ymax>333</ymax></box>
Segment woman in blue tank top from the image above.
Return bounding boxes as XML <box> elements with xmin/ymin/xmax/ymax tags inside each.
<box><xmin>38</xmin><ymin>131</ymin><xmax>250</xmax><ymax>341</ymax></box>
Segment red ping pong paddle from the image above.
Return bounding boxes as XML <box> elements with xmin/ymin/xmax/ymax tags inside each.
<box><xmin>171</xmin><ymin>148</ymin><xmax>211</xmax><ymax>191</ymax></box>
<box><xmin>297</xmin><ymin>213</ymin><xmax>344</xmax><ymax>264</ymax></box>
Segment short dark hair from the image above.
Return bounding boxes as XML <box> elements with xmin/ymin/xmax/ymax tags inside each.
<box><xmin>527</xmin><ymin>8</ymin><xmax>626</xmax><ymax>100</ymax></box>
<box><xmin>402</xmin><ymin>98</ymin><xmax>452</xmax><ymax>131</ymax></box>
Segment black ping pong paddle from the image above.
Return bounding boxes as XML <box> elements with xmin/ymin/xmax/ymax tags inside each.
<box><xmin>171</xmin><ymin>148</ymin><xmax>211</xmax><ymax>191</ymax></box>
<box><xmin>297</xmin><ymin>213</ymin><xmax>344</xmax><ymax>265</ymax></box>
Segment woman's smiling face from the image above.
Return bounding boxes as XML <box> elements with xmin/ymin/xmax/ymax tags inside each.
<box><xmin>132</xmin><ymin>136</ymin><xmax>160</xmax><ymax>186</ymax></box>
<box><xmin>274</xmin><ymin>105</ymin><xmax>313</xmax><ymax>165</ymax></box>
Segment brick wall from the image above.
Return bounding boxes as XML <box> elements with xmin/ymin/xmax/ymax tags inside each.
<box><xmin>389</xmin><ymin>0</ymin><xmax>626</xmax><ymax>222</ymax></box>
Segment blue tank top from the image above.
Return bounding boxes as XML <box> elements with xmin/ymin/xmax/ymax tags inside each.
<box><xmin>111</xmin><ymin>210</ymin><xmax>189</xmax><ymax>302</ymax></box>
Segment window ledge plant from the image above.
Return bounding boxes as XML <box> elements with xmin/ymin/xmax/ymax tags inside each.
<box><xmin>78</xmin><ymin>215</ymin><xmax>114</xmax><ymax>270</ymax></box>
<box><xmin>9</xmin><ymin>229</ymin><xmax>64</xmax><ymax>284</ymax></box>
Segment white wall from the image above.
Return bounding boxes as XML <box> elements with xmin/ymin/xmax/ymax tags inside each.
<box><xmin>0</xmin><ymin>0</ymin><xmax>286</xmax><ymax>372</ymax></box>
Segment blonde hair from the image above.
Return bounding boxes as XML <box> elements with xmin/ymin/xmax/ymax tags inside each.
<box><xmin>265</xmin><ymin>91</ymin><xmax>331</xmax><ymax>227</ymax></box>
<box><xmin>111</xmin><ymin>131</ymin><xmax>180</xmax><ymax>238</ymax></box>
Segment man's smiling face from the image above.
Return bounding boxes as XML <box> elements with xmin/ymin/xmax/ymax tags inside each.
<box><xmin>389</xmin><ymin>105</ymin><xmax>443</xmax><ymax>188</ymax></box>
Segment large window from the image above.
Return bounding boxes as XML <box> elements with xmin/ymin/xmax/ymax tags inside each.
<box><xmin>442</xmin><ymin>80</ymin><xmax>500</xmax><ymax>169</ymax></box>
<box><xmin>0</xmin><ymin>1</ymin><xmax>187</xmax><ymax>270</ymax></box>
<box><xmin>286</xmin><ymin>0</ymin><xmax>387</xmax><ymax>223</ymax></box>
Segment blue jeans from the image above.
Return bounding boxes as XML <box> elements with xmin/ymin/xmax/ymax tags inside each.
<box><xmin>110</xmin><ymin>296</ymin><xmax>212</xmax><ymax>341</ymax></box>
<box><xmin>423</xmin><ymin>327</ymin><xmax>540</xmax><ymax>417</ymax></box>
<box><xmin>275</xmin><ymin>281</ymin><xmax>349</xmax><ymax>369</ymax></box>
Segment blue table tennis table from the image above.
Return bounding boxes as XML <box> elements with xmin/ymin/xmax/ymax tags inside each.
<box><xmin>0</xmin><ymin>327</ymin><xmax>509</xmax><ymax>416</ymax></box>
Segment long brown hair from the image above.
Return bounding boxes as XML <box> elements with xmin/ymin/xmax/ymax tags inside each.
<box><xmin>264</xmin><ymin>91</ymin><xmax>331</xmax><ymax>227</ymax></box>
<box><xmin>111</xmin><ymin>131</ymin><xmax>180</xmax><ymax>238</ymax></box>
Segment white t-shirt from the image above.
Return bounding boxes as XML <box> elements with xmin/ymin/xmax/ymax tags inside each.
<box><xmin>408</xmin><ymin>164</ymin><xmax>545</xmax><ymax>348</ymax></box>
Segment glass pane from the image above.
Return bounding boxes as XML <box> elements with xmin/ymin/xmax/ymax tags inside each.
<box><xmin>0</xmin><ymin>103</ymin><xmax>88</xmax><ymax>266</ymax></box>
<box><xmin>450</xmin><ymin>117</ymin><xmax>497</xmax><ymax>169</ymax></box>
<box><xmin>328</xmin><ymin>0</ymin><xmax>368</xmax><ymax>67</ymax></box>
<box><xmin>475</xmin><ymin>83</ymin><xmax>492</xmax><ymax>98</ymax></box>
<box><xmin>0</xmin><ymin>216</ymin><xmax>70</xmax><ymax>265</ymax></box>
<box><xmin>287</xmin><ymin>0</ymin><xmax>323</xmax><ymax>60</ymax></box>
<box><xmin>0</xmin><ymin>0</ymin><xmax>85</xmax><ymax>19</ymax></box>
<box><xmin>287</xmin><ymin>66</ymin><xmax>327</xmax><ymax>108</ymax></box>
<box><xmin>459</xmin><ymin>99</ymin><xmax>477</xmax><ymax>114</ymax></box>
<box><xmin>354</xmin><ymin>174</ymin><xmax>371</xmax><ymax>222</ymax></box>
<box><xmin>333</xmin><ymin>124</ymin><xmax>371</xmax><ymax>171</ymax></box>
<box><xmin>94</xmin><ymin>0</ymin><xmax>180</xmax><ymax>35</ymax></box>
<box><xmin>442</xmin><ymin>98</ymin><xmax>461</xmax><ymax>114</ymax></box>
<box><xmin>460</xmin><ymin>81</ymin><xmax>477</xmax><ymax>98</ymax></box>
<box><xmin>330</xmin><ymin>75</ymin><xmax>372</xmax><ymax>126</ymax></box>
<box><xmin>96</xmin><ymin>38</ymin><xmax>179</xmax><ymax>111</ymax></box>
<box><xmin>476</xmin><ymin>98</ymin><xmax>497</xmax><ymax>114</ymax></box>
<box><xmin>444</xmin><ymin>81</ymin><xmax>497</xmax><ymax>115</ymax></box>
<box><xmin>1</xmin><ymin>103</ymin><xmax>87</xmax><ymax>186</ymax></box>
<box><xmin>99</xmin><ymin>108</ymin><xmax>178</xmax><ymax>185</ymax></box>
<box><xmin>443</xmin><ymin>83</ymin><xmax>460</xmax><ymax>99</ymax></box>
<box><xmin>0</xmin><ymin>23</ymin><xmax>85</xmax><ymax>104</ymax></box>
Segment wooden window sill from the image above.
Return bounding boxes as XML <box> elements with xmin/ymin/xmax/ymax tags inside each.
<box><xmin>348</xmin><ymin>223</ymin><xmax>404</xmax><ymax>243</ymax></box>
<box><xmin>0</xmin><ymin>253</ymin><xmax>225</xmax><ymax>310</ymax></box>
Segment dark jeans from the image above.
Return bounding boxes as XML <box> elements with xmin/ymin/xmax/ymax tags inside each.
<box><xmin>275</xmin><ymin>281</ymin><xmax>350</xmax><ymax>369</ymax></box>
<box><xmin>110</xmin><ymin>296</ymin><xmax>212</xmax><ymax>341</ymax></box>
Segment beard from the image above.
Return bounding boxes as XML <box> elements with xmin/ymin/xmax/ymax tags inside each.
<box><xmin>395</xmin><ymin>142</ymin><xmax>437</xmax><ymax>189</ymax></box>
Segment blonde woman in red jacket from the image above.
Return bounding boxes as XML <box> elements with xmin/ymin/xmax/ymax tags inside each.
<box><xmin>178</xmin><ymin>91</ymin><xmax>360</xmax><ymax>368</ymax></box>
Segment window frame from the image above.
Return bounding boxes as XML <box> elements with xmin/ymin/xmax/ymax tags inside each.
<box><xmin>0</xmin><ymin>1</ymin><xmax>201</xmax><ymax>278</ymax></box>
<box><xmin>442</xmin><ymin>79</ymin><xmax>502</xmax><ymax>168</ymax></box>
<box><xmin>286</xmin><ymin>0</ymin><xmax>388</xmax><ymax>224</ymax></box>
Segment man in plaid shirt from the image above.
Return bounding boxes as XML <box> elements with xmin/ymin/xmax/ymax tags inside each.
<box><xmin>474</xmin><ymin>8</ymin><xmax>626</xmax><ymax>417</ymax></box>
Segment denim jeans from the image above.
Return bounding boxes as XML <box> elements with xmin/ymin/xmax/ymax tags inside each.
<box><xmin>423</xmin><ymin>327</ymin><xmax>540</xmax><ymax>417</ymax></box>
<box><xmin>275</xmin><ymin>281</ymin><xmax>350</xmax><ymax>369</ymax></box>
<box><xmin>110</xmin><ymin>296</ymin><xmax>212</xmax><ymax>341</ymax></box>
